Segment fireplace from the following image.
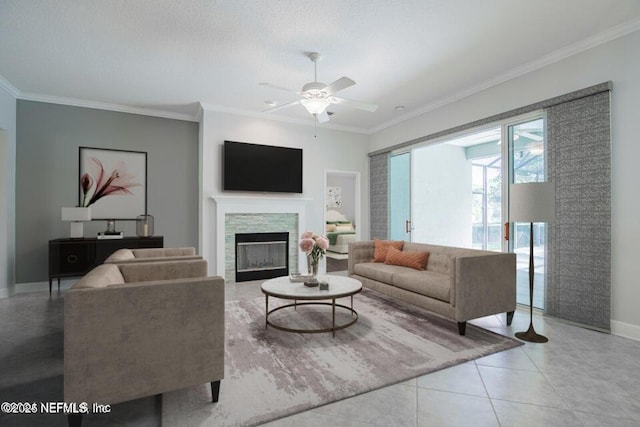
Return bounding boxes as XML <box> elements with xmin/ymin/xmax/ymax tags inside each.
<box><xmin>235</xmin><ymin>232</ymin><xmax>289</xmax><ymax>282</ymax></box>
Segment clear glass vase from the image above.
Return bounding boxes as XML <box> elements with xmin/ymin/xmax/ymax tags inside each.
<box><xmin>307</xmin><ymin>254</ymin><xmax>318</xmax><ymax>277</ymax></box>
<box><xmin>304</xmin><ymin>254</ymin><xmax>319</xmax><ymax>287</ymax></box>
<box><xmin>136</xmin><ymin>214</ymin><xmax>154</xmax><ymax>237</ymax></box>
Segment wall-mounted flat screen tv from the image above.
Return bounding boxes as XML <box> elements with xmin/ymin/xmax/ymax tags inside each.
<box><xmin>223</xmin><ymin>141</ymin><xmax>303</xmax><ymax>193</ymax></box>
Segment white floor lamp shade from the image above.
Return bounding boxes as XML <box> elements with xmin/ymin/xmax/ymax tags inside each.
<box><xmin>509</xmin><ymin>182</ymin><xmax>555</xmax><ymax>343</ymax></box>
<box><xmin>62</xmin><ymin>207</ymin><xmax>92</xmax><ymax>238</ymax></box>
<box><xmin>509</xmin><ymin>182</ymin><xmax>555</xmax><ymax>224</ymax></box>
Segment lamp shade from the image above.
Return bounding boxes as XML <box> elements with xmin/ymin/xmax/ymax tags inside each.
<box><xmin>509</xmin><ymin>182</ymin><xmax>555</xmax><ymax>223</ymax></box>
<box><xmin>61</xmin><ymin>207</ymin><xmax>92</xmax><ymax>221</ymax></box>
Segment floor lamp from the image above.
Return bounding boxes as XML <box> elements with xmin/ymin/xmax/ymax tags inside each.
<box><xmin>509</xmin><ymin>182</ymin><xmax>555</xmax><ymax>343</ymax></box>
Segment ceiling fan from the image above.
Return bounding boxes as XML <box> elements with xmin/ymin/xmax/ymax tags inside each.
<box><xmin>259</xmin><ymin>52</ymin><xmax>378</xmax><ymax>123</ymax></box>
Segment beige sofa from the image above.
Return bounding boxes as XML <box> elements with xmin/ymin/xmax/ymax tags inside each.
<box><xmin>64</xmin><ymin>259</ymin><xmax>224</xmax><ymax>427</ymax></box>
<box><xmin>104</xmin><ymin>246</ymin><xmax>201</xmax><ymax>264</ymax></box>
<box><xmin>348</xmin><ymin>241</ymin><xmax>516</xmax><ymax>335</ymax></box>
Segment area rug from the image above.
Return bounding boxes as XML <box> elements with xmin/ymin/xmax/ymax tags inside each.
<box><xmin>162</xmin><ymin>288</ymin><xmax>521</xmax><ymax>427</ymax></box>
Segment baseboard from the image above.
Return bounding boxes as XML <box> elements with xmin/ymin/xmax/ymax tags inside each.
<box><xmin>14</xmin><ymin>280</ymin><xmax>75</xmax><ymax>294</ymax></box>
<box><xmin>0</xmin><ymin>287</ymin><xmax>11</xmax><ymax>299</ymax></box>
<box><xmin>611</xmin><ymin>320</ymin><xmax>640</xmax><ymax>342</ymax></box>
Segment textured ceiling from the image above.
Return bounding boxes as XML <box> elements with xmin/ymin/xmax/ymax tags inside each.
<box><xmin>1</xmin><ymin>0</ymin><xmax>640</xmax><ymax>133</ymax></box>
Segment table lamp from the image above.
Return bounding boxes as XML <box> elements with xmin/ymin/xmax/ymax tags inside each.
<box><xmin>509</xmin><ymin>182</ymin><xmax>555</xmax><ymax>343</ymax></box>
<box><xmin>62</xmin><ymin>207</ymin><xmax>92</xmax><ymax>238</ymax></box>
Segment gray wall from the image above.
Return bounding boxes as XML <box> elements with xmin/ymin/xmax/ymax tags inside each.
<box><xmin>16</xmin><ymin>101</ymin><xmax>199</xmax><ymax>284</ymax></box>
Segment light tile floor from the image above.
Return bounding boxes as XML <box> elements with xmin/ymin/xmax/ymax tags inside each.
<box><xmin>1</xmin><ymin>274</ymin><xmax>640</xmax><ymax>426</ymax></box>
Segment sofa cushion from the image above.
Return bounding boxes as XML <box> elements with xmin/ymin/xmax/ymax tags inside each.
<box><xmin>392</xmin><ymin>270</ymin><xmax>452</xmax><ymax>303</ymax></box>
<box><xmin>131</xmin><ymin>247</ymin><xmax>196</xmax><ymax>258</ymax></box>
<box><xmin>105</xmin><ymin>248</ymin><xmax>135</xmax><ymax>262</ymax></box>
<box><xmin>353</xmin><ymin>262</ymin><xmax>400</xmax><ymax>283</ymax></box>
<box><xmin>119</xmin><ymin>259</ymin><xmax>207</xmax><ymax>283</ymax></box>
<box><xmin>384</xmin><ymin>246</ymin><xmax>429</xmax><ymax>270</ymax></box>
<box><xmin>71</xmin><ymin>264</ymin><xmax>125</xmax><ymax>289</ymax></box>
<box><xmin>372</xmin><ymin>239</ymin><xmax>404</xmax><ymax>262</ymax></box>
<box><xmin>402</xmin><ymin>243</ymin><xmax>457</xmax><ymax>275</ymax></box>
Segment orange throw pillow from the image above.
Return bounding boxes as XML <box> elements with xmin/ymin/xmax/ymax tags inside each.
<box><xmin>372</xmin><ymin>239</ymin><xmax>404</xmax><ymax>262</ymax></box>
<box><xmin>384</xmin><ymin>246</ymin><xmax>429</xmax><ymax>270</ymax></box>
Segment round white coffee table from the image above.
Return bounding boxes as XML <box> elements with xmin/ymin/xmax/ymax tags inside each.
<box><xmin>261</xmin><ymin>275</ymin><xmax>363</xmax><ymax>337</ymax></box>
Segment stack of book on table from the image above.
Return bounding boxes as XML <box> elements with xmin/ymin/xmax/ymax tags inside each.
<box><xmin>97</xmin><ymin>232</ymin><xmax>124</xmax><ymax>240</ymax></box>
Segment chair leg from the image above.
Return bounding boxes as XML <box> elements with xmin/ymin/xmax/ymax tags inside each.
<box><xmin>68</xmin><ymin>414</ymin><xmax>83</xmax><ymax>427</ymax></box>
<box><xmin>211</xmin><ymin>380</ymin><xmax>221</xmax><ymax>403</ymax></box>
<box><xmin>506</xmin><ymin>311</ymin><xmax>515</xmax><ymax>325</ymax></box>
<box><xmin>457</xmin><ymin>321</ymin><xmax>466</xmax><ymax>335</ymax></box>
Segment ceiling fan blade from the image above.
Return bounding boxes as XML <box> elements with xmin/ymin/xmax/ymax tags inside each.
<box><xmin>322</xmin><ymin>76</ymin><xmax>355</xmax><ymax>95</ymax></box>
<box><xmin>330</xmin><ymin>96</ymin><xmax>378</xmax><ymax>112</ymax></box>
<box><xmin>259</xmin><ymin>82</ymin><xmax>299</xmax><ymax>94</ymax></box>
<box><xmin>262</xmin><ymin>100</ymin><xmax>300</xmax><ymax>113</ymax></box>
<box><xmin>316</xmin><ymin>110</ymin><xmax>330</xmax><ymax>123</ymax></box>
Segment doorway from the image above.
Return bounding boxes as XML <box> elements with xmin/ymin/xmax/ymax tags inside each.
<box><xmin>324</xmin><ymin>170</ymin><xmax>360</xmax><ymax>272</ymax></box>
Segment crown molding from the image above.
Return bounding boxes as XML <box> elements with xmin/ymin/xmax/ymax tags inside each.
<box><xmin>18</xmin><ymin>93</ymin><xmax>199</xmax><ymax>122</ymax></box>
<box><xmin>368</xmin><ymin>17</ymin><xmax>640</xmax><ymax>135</ymax></box>
<box><xmin>196</xmin><ymin>102</ymin><xmax>205</xmax><ymax>122</ymax></box>
<box><xmin>199</xmin><ymin>102</ymin><xmax>369</xmax><ymax>135</ymax></box>
<box><xmin>0</xmin><ymin>74</ymin><xmax>21</xmax><ymax>98</ymax></box>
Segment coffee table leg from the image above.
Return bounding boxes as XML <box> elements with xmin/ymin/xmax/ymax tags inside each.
<box><xmin>265</xmin><ymin>295</ymin><xmax>269</xmax><ymax>329</ymax></box>
<box><xmin>351</xmin><ymin>295</ymin><xmax>354</xmax><ymax>315</ymax></box>
<box><xmin>332</xmin><ymin>298</ymin><xmax>336</xmax><ymax>337</ymax></box>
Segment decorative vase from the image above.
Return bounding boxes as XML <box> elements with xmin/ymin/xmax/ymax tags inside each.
<box><xmin>307</xmin><ymin>254</ymin><xmax>319</xmax><ymax>276</ymax></box>
<box><xmin>305</xmin><ymin>254</ymin><xmax>319</xmax><ymax>287</ymax></box>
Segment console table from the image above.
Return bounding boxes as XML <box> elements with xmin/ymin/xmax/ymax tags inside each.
<box><xmin>48</xmin><ymin>236</ymin><xmax>164</xmax><ymax>294</ymax></box>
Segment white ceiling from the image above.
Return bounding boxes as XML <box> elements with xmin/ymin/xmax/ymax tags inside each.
<box><xmin>1</xmin><ymin>0</ymin><xmax>640</xmax><ymax>133</ymax></box>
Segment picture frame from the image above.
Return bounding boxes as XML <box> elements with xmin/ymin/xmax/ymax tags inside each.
<box><xmin>78</xmin><ymin>147</ymin><xmax>147</xmax><ymax>220</ymax></box>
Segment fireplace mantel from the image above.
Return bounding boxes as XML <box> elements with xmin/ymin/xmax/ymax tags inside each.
<box><xmin>211</xmin><ymin>195</ymin><xmax>312</xmax><ymax>207</ymax></box>
<box><xmin>210</xmin><ymin>195</ymin><xmax>312</xmax><ymax>277</ymax></box>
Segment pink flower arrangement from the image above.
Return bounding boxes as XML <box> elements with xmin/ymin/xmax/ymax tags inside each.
<box><xmin>299</xmin><ymin>231</ymin><xmax>329</xmax><ymax>266</ymax></box>
<box><xmin>80</xmin><ymin>157</ymin><xmax>141</xmax><ymax>207</ymax></box>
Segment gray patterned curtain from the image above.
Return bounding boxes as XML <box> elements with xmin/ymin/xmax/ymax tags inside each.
<box><xmin>369</xmin><ymin>152</ymin><xmax>389</xmax><ymax>239</ymax></box>
<box><xmin>546</xmin><ymin>90</ymin><xmax>611</xmax><ymax>331</ymax></box>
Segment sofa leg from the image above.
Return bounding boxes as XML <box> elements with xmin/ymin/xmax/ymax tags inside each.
<box><xmin>457</xmin><ymin>321</ymin><xmax>466</xmax><ymax>335</ymax></box>
<box><xmin>68</xmin><ymin>414</ymin><xmax>82</xmax><ymax>427</ymax></box>
<box><xmin>211</xmin><ymin>380</ymin><xmax>221</xmax><ymax>403</ymax></box>
<box><xmin>506</xmin><ymin>311</ymin><xmax>515</xmax><ymax>325</ymax></box>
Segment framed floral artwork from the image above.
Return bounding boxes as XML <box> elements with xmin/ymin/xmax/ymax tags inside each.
<box><xmin>78</xmin><ymin>147</ymin><xmax>147</xmax><ymax>220</ymax></box>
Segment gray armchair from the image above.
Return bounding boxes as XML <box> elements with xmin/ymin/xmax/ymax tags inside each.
<box><xmin>64</xmin><ymin>260</ymin><xmax>224</xmax><ymax>427</ymax></box>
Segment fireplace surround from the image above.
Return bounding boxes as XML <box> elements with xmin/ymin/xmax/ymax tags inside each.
<box><xmin>211</xmin><ymin>196</ymin><xmax>311</xmax><ymax>282</ymax></box>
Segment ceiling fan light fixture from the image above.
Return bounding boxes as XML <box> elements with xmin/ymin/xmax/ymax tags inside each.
<box><xmin>300</xmin><ymin>98</ymin><xmax>330</xmax><ymax>115</ymax></box>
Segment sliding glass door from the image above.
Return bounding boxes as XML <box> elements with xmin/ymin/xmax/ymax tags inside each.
<box><xmin>508</xmin><ymin>118</ymin><xmax>546</xmax><ymax>309</ymax></box>
<box><xmin>390</xmin><ymin>114</ymin><xmax>546</xmax><ymax>308</ymax></box>
<box><xmin>389</xmin><ymin>152</ymin><xmax>411</xmax><ymax>241</ymax></box>
<box><xmin>410</xmin><ymin>127</ymin><xmax>502</xmax><ymax>249</ymax></box>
